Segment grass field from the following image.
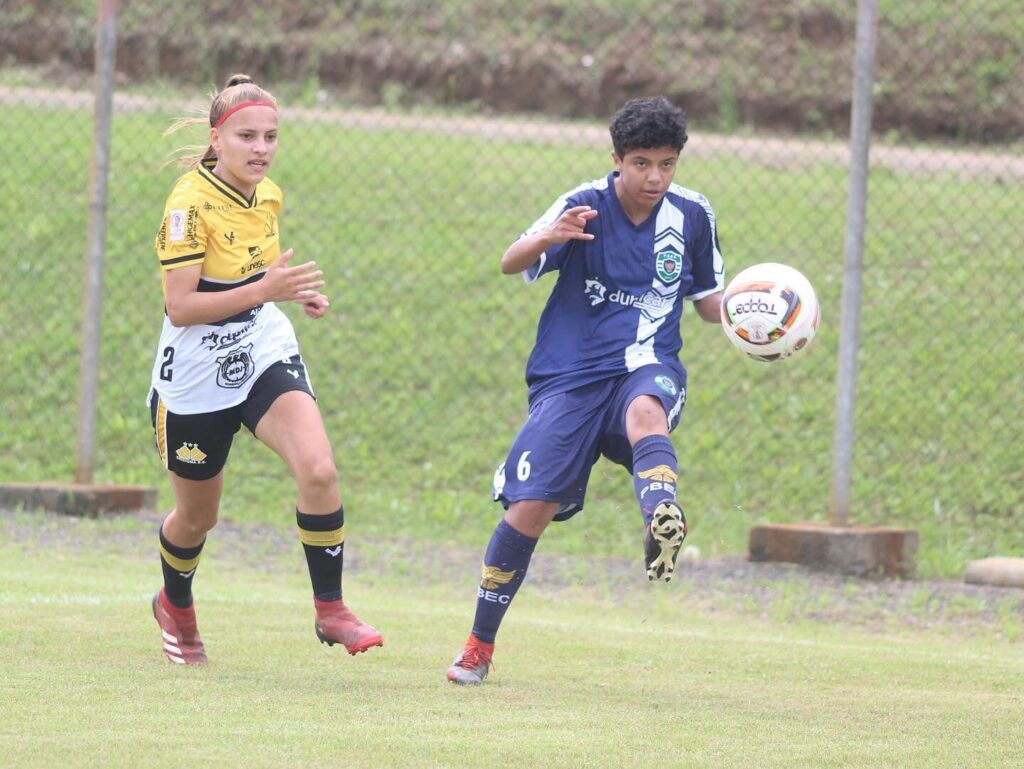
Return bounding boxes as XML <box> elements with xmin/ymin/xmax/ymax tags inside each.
<box><xmin>1</xmin><ymin>511</ymin><xmax>1022</xmax><ymax>768</ymax></box>
<box><xmin>1</xmin><ymin>95</ymin><xmax>1022</xmax><ymax>579</ymax></box>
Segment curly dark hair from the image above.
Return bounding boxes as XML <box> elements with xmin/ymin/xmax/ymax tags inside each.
<box><xmin>609</xmin><ymin>97</ymin><xmax>688</xmax><ymax>158</ymax></box>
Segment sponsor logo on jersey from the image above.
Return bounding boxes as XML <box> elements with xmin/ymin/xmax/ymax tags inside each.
<box><xmin>583</xmin><ymin>278</ymin><xmax>670</xmax><ymax>313</ymax></box>
<box><xmin>224</xmin><ymin>231</ymin><xmax>236</xmax><ymax>245</ymax></box>
<box><xmin>656</xmin><ymin>249</ymin><xmax>683</xmax><ymax>283</ymax></box>
<box><xmin>241</xmin><ymin>258</ymin><xmax>266</xmax><ymax>276</ymax></box>
<box><xmin>175</xmin><ymin>442</ymin><xmax>207</xmax><ymax>465</ymax></box>
<box><xmin>201</xmin><ymin>315</ymin><xmax>260</xmax><ymax>351</ymax></box>
<box><xmin>585</xmin><ymin>278</ymin><xmax>607</xmax><ymax>305</ymax></box>
<box><xmin>480</xmin><ymin>564</ymin><xmax>517</xmax><ymax>590</ymax></box>
<box><xmin>611</xmin><ymin>289</ymin><xmax>670</xmax><ymax>313</ymax></box>
<box><xmin>215</xmin><ymin>344</ymin><xmax>256</xmax><ymax>389</ymax></box>
<box><xmin>247</xmin><ymin>245</ymin><xmax>263</xmax><ymax>258</ymax></box>
<box><xmin>169</xmin><ymin>210</ymin><xmax>186</xmax><ymax>241</ymax></box>
<box><xmin>185</xmin><ymin>205</ymin><xmax>200</xmax><ymax>249</ymax></box>
<box><xmin>654</xmin><ymin>375</ymin><xmax>677</xmax><ymax>395</ymax></box>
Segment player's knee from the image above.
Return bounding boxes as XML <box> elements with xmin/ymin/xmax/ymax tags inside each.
<box><xmin>627</xmin><ymin>396</ymin><xmax>667</xmax><ymax>432</ymax></box>
<box><xmin>298</xmin><ymin>453</ymin><xmax>338</xmax><ymax>493</ymax></box>
<box><xmin>175</xmin><ymin>508</ymin><xmax>219</xmax><ymax>539</ymax></box>
<box><xmin>506</xmin><ymin>500</ymin><xmax>558</xmax><ymax>538</ymax></box>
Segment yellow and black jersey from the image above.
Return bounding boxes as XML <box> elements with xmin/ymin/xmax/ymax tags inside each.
<box><xmin>155</xmin><ymin>158</ymin><xmax>282</xmax><ymax>292</ymax></box>
<box><xmin>149</xmin><ymin>160</ymin><xmax>301</xmax><ymax>415</ymax></box>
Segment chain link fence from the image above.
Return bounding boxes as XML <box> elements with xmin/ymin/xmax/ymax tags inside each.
<box><xmin>1</xmin><ymin>1</ymin><xmax>1021</xmax><ymax>572</ymax></box>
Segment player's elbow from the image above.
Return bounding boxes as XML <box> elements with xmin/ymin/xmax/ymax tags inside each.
<box><xmin>501</xmin><ymin>246</ymin><xmax>541</xmax><ymax>276</ymax></box>
<box><xmin>500</xmin><ymin>251</ymin><xmax>523</xmax><ymax>275</ymax></box>
<box><xmin>695</xmin><ymin>292</ymin><xmax>724</xmax><ymax>324</ymax></box>
<box><xmin>163</xmin><ymin>300</ymin><xmax>191</xmax><ymax>327</ymax></box>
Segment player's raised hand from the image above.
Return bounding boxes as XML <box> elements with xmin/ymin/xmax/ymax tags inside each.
<box><xmin>261</xmin><ymin>248</ymin><xmax>325</xmax><ymax>304</ymax></box>
<box><xmin>500</xmin><ymin>205</ymin><xmax>600</xmax><ymax>275</ymax></box>
<box><xmin>547</xmin><ymin>205</ymin><xmax>598</xmax><ymax>243</ymax></box>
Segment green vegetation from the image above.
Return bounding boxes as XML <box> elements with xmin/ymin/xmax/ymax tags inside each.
<box><xmin>0</xmin><ymin>99</ymin><xmax>1021</xmax><ymax>577</ymax></box>
<box><xmin>1</xmin><ymin>516</ymin><xmax>1022</xmax><ymax>769</ymax></box>
<box><xmin>2</xmin><ymin>0</ymin><xmax>1022</xmax><ymax>141</ymax></box>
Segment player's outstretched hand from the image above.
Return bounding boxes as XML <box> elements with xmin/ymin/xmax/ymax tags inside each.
<box><xmin>261</xmin><ymin>248</ymin><xmax>325</xmax><ymax>304</ymax></box>
<box><xmin>301</xmin><ymin>292</ymin><xmax>331</xmax><ymax>319</ymax></box>
<box><xmin>548</xmin><ymin>205</ymin><xmax>598</xmax><ymax>244</ymax></box>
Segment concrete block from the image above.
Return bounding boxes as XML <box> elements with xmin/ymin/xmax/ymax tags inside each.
<box><xmin>749</xmin><ymin>522</ymin><xmax>918</xmax><ymax>578</ymax></box>
<box><xmin>964</xmin><ymin>557</ymin><xmax>1024</xmax><ymax>589</ymax></box>
<box><xmin>0</xmin><ymin>482</ymin><xmax>156</xmax><ymax>518</ymax></box>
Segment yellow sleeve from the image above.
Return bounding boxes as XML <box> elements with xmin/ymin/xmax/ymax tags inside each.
<box><xmin>155</xmin><ymin>190</ymin><xmax>208</xmax><ymax>271</ymax></box>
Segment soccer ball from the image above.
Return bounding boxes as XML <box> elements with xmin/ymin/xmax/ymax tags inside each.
<box><xmin>720</xmin><ymin>262</ymin><xmax>820</xmax><ymax>362</ymax></box>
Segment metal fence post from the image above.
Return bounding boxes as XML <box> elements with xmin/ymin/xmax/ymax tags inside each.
<box><xmin>75</xmin><ymin>0</ymin><xmax>118</xmax><ymax>483</ymax></box>
<box><xmin>828</xmin><ymin>0</ymin><xmax>878</xmax><ymax>526</ymax></box>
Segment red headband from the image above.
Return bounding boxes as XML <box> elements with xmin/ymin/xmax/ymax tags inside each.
<box><xmin>213</xmin><ymin>100</ymin><xmax>277</xmax><ymax>128</ymax></box>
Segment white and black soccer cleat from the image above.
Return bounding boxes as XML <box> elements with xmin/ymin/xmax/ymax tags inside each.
<box><xmin>644</xmin><ymin>501</ymin><xmax>687</xmax><ymax>582</ymax></box>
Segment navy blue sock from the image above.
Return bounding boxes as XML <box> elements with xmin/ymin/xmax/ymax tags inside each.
<box><xmin>470</xmin><ymin>519</ymin><xmax>538</xmax><ymax>644</ymax></box>
<box><xmin>631</xmin><ymin>434</ymin><xmax>679</xmax><ymax>526</ymax></box>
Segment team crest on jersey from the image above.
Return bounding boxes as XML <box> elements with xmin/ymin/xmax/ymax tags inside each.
<box><xmin>654</xmin><ymin>375</ymin><xmax>677</xmax><ymax>395</ymax></box>
<box><xmin>216</xmin><ymin>344</ymin><xmax>256</xmax><ymax>389</ymax></box>
<box><xmin>656</xmin><ymin>249</ymin><xmax>683</xmax><ymax>283</ymax></box>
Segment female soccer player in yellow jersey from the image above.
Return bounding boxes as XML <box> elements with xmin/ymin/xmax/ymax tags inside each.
<box><xmin>148</xmin><ymin>74</ymin><xmax>382</xmax><ymax>664</ymax></box>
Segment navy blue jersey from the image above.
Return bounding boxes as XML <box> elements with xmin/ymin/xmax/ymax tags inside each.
<box><xmin>520</xmin><ymin>172</ymin><xmax>724</xmax><ymax>404</ymax></box>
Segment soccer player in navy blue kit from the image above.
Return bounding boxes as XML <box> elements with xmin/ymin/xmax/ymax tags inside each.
<box><xmin>447</xmin><ymin>97</ymin><xmax>725</xmax><ymax>684</ymax></box>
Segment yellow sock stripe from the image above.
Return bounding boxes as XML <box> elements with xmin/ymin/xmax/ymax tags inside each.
<box><xmin>159</xmin><ymin>542</ymin><xmax>203</xmax><ymax>573</ymax></box>
<box><xmin>297</xmin><ymin>523</ymin><xmax>346</xmax><ymax>548</ymax></box>
<box><xmin>156</xmin><ymin>397</ymin><xmax>168</xmax><ymax>467</ymax></box>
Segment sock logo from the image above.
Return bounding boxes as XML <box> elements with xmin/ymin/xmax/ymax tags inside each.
<box><xmin>178</xmin><ymin>569</ymin><xmax>196</xmax><ymax>579</ymax></box>
<box><xmin>325</xmin><ymin>546</ymin><xmax>342</xmax><ymax>557</ymax></box>
<box><xmin>637</xmin><ymin>465</ymin><xmax>677</xmax><ymax>483</ymax></box>
<box><xmin>479</xmin><ymin>564</ymin><xmax>517</xmax><ymax>589</ymax></box>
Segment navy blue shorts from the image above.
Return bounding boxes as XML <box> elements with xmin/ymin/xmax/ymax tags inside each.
<box><xmin>492</xmin><ymin>363</ymin><xmax>686</xmax><ymax>520</ymax></box>
<box><xmin>149</xmin><ymin>354</ymin><xmax>314</xmax><ymax>481</ymax></box>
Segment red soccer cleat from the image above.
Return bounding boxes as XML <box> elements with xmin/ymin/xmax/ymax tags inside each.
<box><xmin>446</xmin><ymin>635</ymin><xmax>494</xmax><ymax>685</ymax></box>
<box><xmin>314</xmin><ymin>598</ymin><xmax>383</xmax><ymax>655</ymax></box>
<box><xmin>152</xmin><ymin>589</ymin><xmax>207</xmax><ymax>665</ymax></box>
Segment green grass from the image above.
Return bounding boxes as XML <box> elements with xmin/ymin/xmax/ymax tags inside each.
<box><xmin>2</xmin><ymin>515</ymin><xmax>1023</xmax><ymax>769</ymax></box>
<box><xmin>0</xmin><ymin>98</ymin><xmax>1022</xmax><ymax>578</ymax></box>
